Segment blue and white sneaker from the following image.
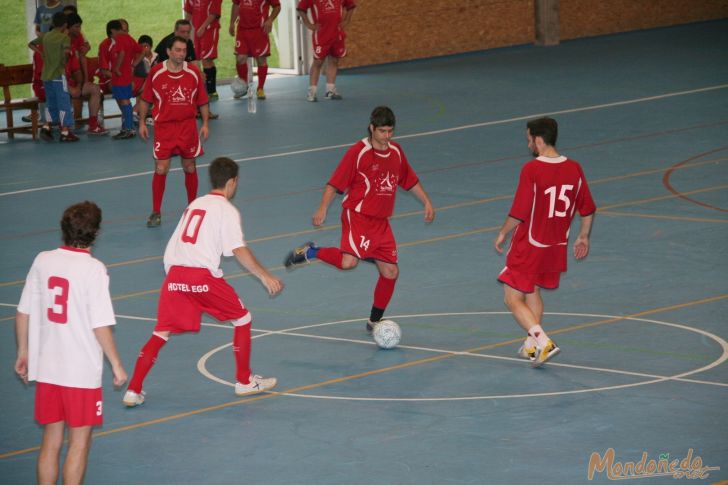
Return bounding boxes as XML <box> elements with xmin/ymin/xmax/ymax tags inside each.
<box><xmin>235</xmin><ymin>375</ymin><xmax>277</xmax><ymax>396</ymax></box>
<box><xmin>284</xmin><ymin>241</ymin><xmax>318</xmax><ymax>268</ymax></box>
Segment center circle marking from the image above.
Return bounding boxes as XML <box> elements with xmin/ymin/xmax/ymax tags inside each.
<box><xmin>197</xmin><ymin>312</ymin><xmax>728</xmax><ymax>401</ymax></box>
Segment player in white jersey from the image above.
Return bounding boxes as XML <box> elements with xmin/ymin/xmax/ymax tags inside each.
<box><xmin>124</xmin><ymin>157</ymin><xmax>284</xmax><ymax>407</ymax></box>
<box><xmin>14</xmin><ymin>201</ymin><xmax>127</xmax><ymax>485</ymax></box>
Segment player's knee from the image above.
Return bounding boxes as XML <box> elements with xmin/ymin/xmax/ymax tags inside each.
<box><xmin>236</xmin><ymin>55</ymin><xmax>247</xmax><ymax>65</ymax></box>
<box><xmin>380</xmin><ymin>266</ymin><xmax>398</xmax><ymax>280</ymax></box>
<box><xmin>155</xmin><ymin>164</ymin><xmax>170</xmax><ymax>175</ymax></box>
<box><xmin>341</xmin><ymin>258</ymin><xmax>358</xmax><ymax>270</ymax></box>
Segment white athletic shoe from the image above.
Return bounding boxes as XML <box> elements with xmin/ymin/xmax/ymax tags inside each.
<box><xmin>306</xmin><ymin>90</ymin><xmax>317</xmax><ymax>102</ymax></box>
<box><xmin>235</xmin><ymin>375</ymin><xmax>277</xmax><ymax>396</ymax></box>
<box><xmin>533</xmin><ymin>340</ymin><xmax>560</xmax><ymax>368</ymax></box>
<box><xmin>518</xmin><ymin>342</ymin><xmax>536</xmax><ymax>362</ymax></box>
<box><xmin>123</xmin><ymin>390</ymin><xmax>145</xmax><ymax>407</ymax></box>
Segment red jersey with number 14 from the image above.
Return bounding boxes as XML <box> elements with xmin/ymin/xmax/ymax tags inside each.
<box><xmin>164</xmin><ymin>193</ymin><xmax>247</xmax><ymax>278</ymax></box>
<box><xmin>328</xmin><ymin>138</ymin><xmax>419</xmax><ymax>220</ymax></box>
<box><xmin>142</xmin><ymin>61</ymin><xmax>209</xmax><ymax>123</ymax></box>
<box><xmin>506</xmin><ymin>155</ymin><xmax>596</xmax><ymax>274</ymax></box>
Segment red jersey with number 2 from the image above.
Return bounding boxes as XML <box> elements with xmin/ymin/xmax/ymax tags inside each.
<box><xmin>142</xmin><ymin>61</ymin><xmax>209</xmax><ymax>123</ymax></box>
<box><xmin>506</xmin><ymin>155</ymin><xmax>597</xmax><ymax>274</ymax></box>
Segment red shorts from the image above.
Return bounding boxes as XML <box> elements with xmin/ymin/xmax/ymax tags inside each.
<box><xmin>156</xmin><ymin>266</ymin><xmax>251</xmax><ymax>334</ymax></box>
<box><xmin>35</xmin><ymin>382</ymin><xmax>103</xmax><ymax>427</ymax></box>
<box><xmin>195</xmin><ymin>27</ymin><xmax>220</xmax><ymax>60</ymax></box>
<box><xmin>340</xmin><ymin>209</ymin><xmax>398</xmax><ymax>264</ymax></box>
<box><xmin>235</xmin><ymin>28</ymin><xmax>271</xmax><ymax>58</ymax></box>
<box><xmin>153</xmin><ymin>119</ymin><xmax>203</xmax><ymax>160</ymax></box>
<box><xmin>498</xmin><ymin>266</ymin><xmax>561</xmax><ymax>294</ymax></box>
<box><xmin>313</xmin><ymin>30</ymin><xmax>346</xmax><ymax>59</ymax></box>
<box><xmin>32</xmin><ymin>80</ymin><xmax>46</xmax><ymax>102</ymax></box>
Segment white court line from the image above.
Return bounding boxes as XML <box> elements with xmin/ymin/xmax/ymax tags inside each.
<box><xmin>2</xmin><ymin>83</ymin><xmax>726</xmax><ymax>198</ymax></box>
<box><xmin>188</xmin><ymin>312</ymin><xmax>728</xmax><ymax>398</ymax></box>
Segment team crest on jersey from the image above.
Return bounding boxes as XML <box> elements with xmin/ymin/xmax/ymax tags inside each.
<box><xmin>376</xmin><ymin>171</ymin><xmax>397</xmax><ymax>195</ymax></box>
<box><xmin>323</xmin><ymin>0</ymin><xmax>336</xmax><ymax>10</ymax></box>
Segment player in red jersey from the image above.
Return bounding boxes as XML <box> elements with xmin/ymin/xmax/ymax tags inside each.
<box><xmin>229</xmin><ymin>0</ymin><xmax>281</xmax><ymax>100</ymax></box>
<box><xmin>297</xmin><ymin>0</ymin><xmax>355</xmax><ymax>102</ymax></box>
<box><xmin>184</xmin><ymin>0</ymin><xmax>223</xmax><ymax>98</ymax></box>
<box><xmin>495</xmin><ymin>117</ymin><xmax>596</xmax><ymax>367</ymax></box>
<box><xmin>15</xmin><ymin>201</ymin><xmax>127</xmax><ymax>484</ymax></box>
<box><xmin>108</xmin><ymin>19</ymin><xmax>144</xmax><ymax>140</ymax></box>
<box><xmin>137</xmin><ymin>36</ymin><xmax>210</xmax><ymax>228</ymax></box>
<box><xmin>285</xmin><ymin>106</ymin><xmax>434</xmax><ymax>331</ymax></box>
<box><xmin>123</xmin><ymin>157</ymin><xmax>284</xmax><ymax>407</ymax></box>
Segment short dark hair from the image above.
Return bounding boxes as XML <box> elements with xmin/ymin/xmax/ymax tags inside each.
<box><xmin>106</xmin><ymin>19</ymin><xmax>122</xmax><ymax>37</ymax></box>
<box><xmin>138</xmin><ymin>34</ymin><xmax>153</xmax><ymax>46</ymax></box>
<box><xmin>370</xmin><ymin>106</ymin><xmax>396</xmax><ymax>129</ymax></box>
<box><xmin>61</xmin><ymin>201</ymin><xmax>102</xmax><ymax>248</ymax></box>
<box><xmin>209</xmin><ymin>157</ymin><xmax>239</xmax><ymax>189</ymax></box>
<box><xmin>52</xmin><ymin>12</ymin><xmax>68</xmax><ymax>29</ymax></box>
<box><xmin>174</xmin><ymin>19</ymin><xmax>192</xmax><ymax>31</ymax></box>
<box><xmin>167</xmin><ymin>36</ymin><xmax>188</xmax><ymax>51</ymax></box>
<box><xmin>66</xmin><ymin>13</ymin><xmax>82</xmax><ymax>28</ymax></box>
<box><xmin>527</xmin><ymin>117</ymin><xmax>558</xmax><ymax>146</ymax></box>
<box><xmin>62</xmin><ymin>5</ymin><xmax>78</xmax><ymax>15</ymax></box>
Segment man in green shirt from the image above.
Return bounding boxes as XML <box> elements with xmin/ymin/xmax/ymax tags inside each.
<box><xmin>41</xmin><ymin>12</ymin><xmax>79</xmax><ymax>142</ymax></box>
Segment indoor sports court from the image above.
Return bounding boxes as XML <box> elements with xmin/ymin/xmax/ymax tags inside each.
<box><xmin>1</xmin><ymin>18</ymin><xmax>727</xmax><ymax>484</ymax></box>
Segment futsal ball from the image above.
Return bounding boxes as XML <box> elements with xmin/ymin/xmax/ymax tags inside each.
<box><xmin>373</xmin><ymin>320</ymin><xmax>402</xmax><ymax>349</ymax></box>
<box><xmin>230</xmin><ymin>76</ymin><xmax>247</xmax><ymax>97</ymax></box>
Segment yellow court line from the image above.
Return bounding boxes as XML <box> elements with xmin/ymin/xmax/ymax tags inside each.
<box><xmin>0</xmin><ymin>158</ymin><xmax>724</xmax><ymax>289</ymax></box>
<box><xmin>2</xmin><ymin>293</ymin><xmax>726</xmax><ymax>460</ymax></box>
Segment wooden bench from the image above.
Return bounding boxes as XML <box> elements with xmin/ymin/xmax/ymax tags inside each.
<box><xmin>0</xmin><ymin>64</ymin><xmax>40</xmax><ymax>140</ymax></box>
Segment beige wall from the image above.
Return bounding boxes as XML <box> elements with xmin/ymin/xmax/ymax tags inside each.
<box><xmin>340</xmin><ymin>0</ymin><xmax>728</xmax><ymax>69</ymax></box>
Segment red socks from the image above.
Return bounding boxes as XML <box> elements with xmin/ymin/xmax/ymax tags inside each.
<box><xmin>317</xmin><ymin>247</ymin><xmax>344</xmax><ymax>269</ymax></box>
<box><xmin>152</xmin><ymin>173</ymin><xmax>166</xmax><ymax>213</ymax></box>
<box><xmin>373</xmin><ymin>274</ymin><xmax>397</xmax><ymax>310</ymax></box>
<box><xmin>236</xmin><ymin>62</ymin><xmax>248</xmax><ymax>82</ymax></box>
<box><xmin>257</xmin><ymin>65</ymin><xmax>268</xmax><ymax>89</ymax></box>
<box><xmin>233</xmin><ymin>324</ymin><xmax>252</xmax><ymax>384</ymax></box>
<box><xmin>128</xmin><ymin>334</ymin><xmax>167</xmax><ymax>393</ymax></box>
<box><xmin>184</xmin><ymin>170</ymin><xmax>198</xmax><ymax>203</ymax></box>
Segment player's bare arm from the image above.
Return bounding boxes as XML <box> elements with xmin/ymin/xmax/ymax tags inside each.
<box><xmin>233</xmin><ymin>246</ymin><xmax>284</xmax><ymax>296</ymax></box>
<box><xmin>313</xmin><ymin>184</ymin><xmax>338</xmax><ymax>226</ymax></box>
<box><xmin>265</xmin><ymin>6</ymin><xmax>282</xmax><ymax>34</ymax></box>
<box><xmin>199</xmin><ymin>104</ymin><xmax>210</xmax><ymax>141</ymax></box>
<box><xmin>409</xmin><ymin>182</ymin><xmax>435</xmax><ymax>223</ymax></box>
<box><xmin>198</xmin><ymin>13</ymin><xmax>220</xmax><ymax>38</ymax></box>
<box><xmin>298</xmin><ymin>12</ymin><xmax>318</xmax><ymax>31</ymax></box>
<box><xmin>93</xmin><ymin>326</ymin><xmax>128</xmax><ymax>387</ymax></box>
<box><xmin>14</xmin><ymin>312</ymin><xmax>30</xmax><ymax>384</ymax></box>
<box><xmin>229</xmin><ymin>3</ymin><xmax>239</xmax><ymax>36</ymax></box>
<box><xmin>340</xmin><ymin>8</ymin><xmax>354</xmax><ymax>30</ymax></box>
<box><xmin>494</xmin><ymin>216</ymin><xmax>521</xmax><ymax>253</ymax></box>
<box><xmin>573</xmin><ymin>213</ymin><xmax>595</xmax><ymax>260</ymax></box>
<box><xmin>137</xmin><ymin>99</ymin><xmax>151</xmax><ymax>139</ymax></box>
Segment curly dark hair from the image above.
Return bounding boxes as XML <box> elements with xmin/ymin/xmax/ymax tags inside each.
<box><xmin>61</xmin><ymin>201</ymin><xmax>102</xmax><ymax>248</ymax></box>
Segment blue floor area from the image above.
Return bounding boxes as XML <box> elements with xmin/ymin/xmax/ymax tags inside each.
<box><xmin>1</xmin><ymin>20</ymin><xmax>727</xmax><ymax>484</ymax></box>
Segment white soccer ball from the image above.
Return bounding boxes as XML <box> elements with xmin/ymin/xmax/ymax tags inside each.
<box><xmin>373</xmin><ymin>320</ymin><xmax>401</xmax><ymax>349</ymax></box>
<box><xmin>230</xmin><ymin>76</ymin><xmax>247</xmax><ymax>97</ymax></box>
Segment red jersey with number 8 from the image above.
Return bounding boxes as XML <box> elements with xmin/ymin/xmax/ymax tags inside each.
<box><xmin>506</xmin><ymin>155</ymin><xmax>596</xmax><ymax>273</ymax></box>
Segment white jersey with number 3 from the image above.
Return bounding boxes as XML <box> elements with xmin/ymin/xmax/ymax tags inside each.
<box><xmin>17</xmin><ymin>247</ymin><xmax>116</xmax><ymax>388</ymax></box>
<box><xmin>164</xmin><ymin>193</ymin><xmax>246</xmax><ymax>277</ymax></box>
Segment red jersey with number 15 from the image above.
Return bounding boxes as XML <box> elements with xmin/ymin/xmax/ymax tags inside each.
<box><xmin>142</xmin><ymin>61</ymin><xmax>209</xmax><ymax>123</ymax></box>
<box><xmin>506</xmin><ymin>155</ymin><xmax>596</xmax><ymax>273</ymax></box>
<box><xmin>328</xmin><ymin>138</ymin><xmax>419</xmax><ymax>220</ymax></box>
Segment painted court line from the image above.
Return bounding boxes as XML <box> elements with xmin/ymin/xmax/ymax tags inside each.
<box><xmin>1</xmin><ymin>83</ymin><xmax>726</xmax><ymax>198</ymax></box>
